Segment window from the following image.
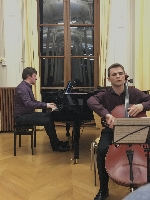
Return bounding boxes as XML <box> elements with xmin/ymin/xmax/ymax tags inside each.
<box><xmin>38</xmin><ymin>0</ymin><xmax>100</xmax><ymax>90</ymax></box>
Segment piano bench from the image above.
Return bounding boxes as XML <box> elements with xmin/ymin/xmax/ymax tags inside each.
<box><xmin>14</xmin><ymin>125</ymin><xmax>36</xmax><ymax>156</ymax></box>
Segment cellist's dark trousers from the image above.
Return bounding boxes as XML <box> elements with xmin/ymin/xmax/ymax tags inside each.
<box><xmin>97</xmin><ymin>127</ymin><xmax>113</xmax><ymax>191</ymax></box>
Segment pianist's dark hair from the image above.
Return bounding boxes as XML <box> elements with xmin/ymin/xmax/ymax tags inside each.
<box><xmin>22</xmin><ymin>67</ymin><xmax>37</xmax><ymax>80</ymax></box>
<box><xmin>108</xmin><ymin>63</ymin><xmax>125</xmax><ymax>77</ymax></box>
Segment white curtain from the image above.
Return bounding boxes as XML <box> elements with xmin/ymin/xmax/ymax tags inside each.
<box><xmin>94</xmin><ymin>0</ymin><xmax>110</xmax><ymax>129</ymax></box>
<box><xmin>134</xmin><ymin>0</ymin><xmax>150</xmax><ymax>91</ymax></box>
<box><xmin>23</xmin><ymin>0</ymin><xmax>41</xmax><ymax>101</ymax></box>
<box><xmin>134</xmin><ymin>0</ymin><xmax>150</xmax><ymax>117</ymax></box>
<box><xmin>99</xmin><ymin>0</ymin><xmax>110</xmax><ymax>86</ymax></box>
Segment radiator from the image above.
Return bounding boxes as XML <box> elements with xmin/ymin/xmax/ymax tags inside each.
<box><xmin>0</xmin><ymin>87</ymin><xmax>15</xmax><ymax>132</ymax></box>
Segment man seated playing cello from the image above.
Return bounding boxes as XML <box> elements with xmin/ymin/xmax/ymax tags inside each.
<box><xmin>87</xmin><ymin>63</ymin><xmax>150</xmax><ymax>200</ymax></box>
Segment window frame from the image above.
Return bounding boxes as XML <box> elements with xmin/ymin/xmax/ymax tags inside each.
<box><xmin>37</xmin><ymin>0</ymin><xmax>100</xmax><ymax>90</ymax></box>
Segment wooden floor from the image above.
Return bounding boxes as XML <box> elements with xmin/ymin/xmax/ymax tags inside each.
<box><xmin>0</xmin><ymin>124</ymin><xmax>130</xmax><ymax>200</ymax></box>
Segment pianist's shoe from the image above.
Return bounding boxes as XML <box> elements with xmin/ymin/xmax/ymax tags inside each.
<box><xmin>52</xmin><ymin>142</ymin><xmax>70</xmax><ymax>152</ymax></box>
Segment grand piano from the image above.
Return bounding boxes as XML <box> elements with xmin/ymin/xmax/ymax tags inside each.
<box><xmin>42</xmin><ymin>81</ymin><xmax>97</xmax><ymax>163</ymax></box>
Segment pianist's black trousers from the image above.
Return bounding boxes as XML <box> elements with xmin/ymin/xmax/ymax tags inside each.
<box><xmin>97</xmin><ymin>127</ymin><xmax>113</xmax><ymax>191</ymax></box>
<box><xmin>14</xmin><ymin>112</ymin><xmax>59</xmax><ymax>145</ymax></box>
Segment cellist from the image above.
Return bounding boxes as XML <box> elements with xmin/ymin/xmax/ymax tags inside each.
<box><xmin>87</xmin><ymin>63</ymin><xmax>150</xmax><ymax>200</ymax></box>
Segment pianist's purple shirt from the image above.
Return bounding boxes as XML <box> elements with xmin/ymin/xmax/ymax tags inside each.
<box><xmin>14</xmin><ymin>81</ymin><xmax>47</xmax><ymax>118</ymax></box>
<box><xmin>87</xmin><ymin>87</ymin><xmax>150</xmax><ymax>118</ymax></box>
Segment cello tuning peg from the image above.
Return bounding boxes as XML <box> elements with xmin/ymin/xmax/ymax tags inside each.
<box><xmin>129</xmin><ymin>79</ymin><xmax>133</xmax><ymax>83</ymax></box>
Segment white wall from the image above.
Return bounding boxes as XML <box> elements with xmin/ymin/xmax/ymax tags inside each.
<box><xmin>106</xmin><ymin>0</ymin><xmax>135</xmax><ymax>86</ymax></box>
<box><xmin>0</xmin><ymin>0</ymin><xmax>24</xmax><ymax>87</ymax></box>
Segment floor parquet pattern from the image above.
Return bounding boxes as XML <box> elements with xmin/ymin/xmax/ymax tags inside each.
<box><xmin>0</xmin><ymin>125</ymin><xmax>130</xmax><ymax>200</ymax></box>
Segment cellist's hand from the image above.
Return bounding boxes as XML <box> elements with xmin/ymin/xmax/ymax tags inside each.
<box><xmin>105</xmin><ymin>114</ymin><xmax>115</xmax><ymax>129</ymax></box>
<box><xmin>128</xmin><ymin>104</ymin><xmax>144</xmax><ymax>117</ymax></box>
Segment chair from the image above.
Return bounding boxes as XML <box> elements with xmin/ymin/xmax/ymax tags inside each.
<box><xmin>14</xmin><ymin>125</ymin><xmax>36</xmax><ymax>156</ymax></box>
<box><xmin>90</xmin><ymin>137</ymin><xmax>100</xmax><ymax>186</ymax></box>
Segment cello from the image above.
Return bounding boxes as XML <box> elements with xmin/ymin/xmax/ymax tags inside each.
<box><xmin>105</xmin><ymin>75</ymin><xmax>150</xmax><ymax>190</ymax></box>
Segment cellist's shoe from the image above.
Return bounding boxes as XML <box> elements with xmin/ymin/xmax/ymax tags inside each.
<box><xmin>94</xmin><ymin>189</ymin><xmax>109</xmax><ymax>200</ymax></box>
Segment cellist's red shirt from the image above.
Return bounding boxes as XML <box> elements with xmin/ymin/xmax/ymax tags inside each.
<box><xmin>87</xmin><ymin>87</ymin><xmax>150</xmax><ymax>118</ymax></box>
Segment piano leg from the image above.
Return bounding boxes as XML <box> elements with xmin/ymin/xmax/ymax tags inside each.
<box><xmin>66</xmin><ymin>123</ymin><xmax>70</xmax><ymax>137</ymax></box>
<box><xmin>72</xmin><ymin>120</ymin><xmax>80</xmax><ymax>164</ymax></box>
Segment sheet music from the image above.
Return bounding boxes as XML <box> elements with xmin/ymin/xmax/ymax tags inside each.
<box><xmin>113</xmin><ymin>118</ymin><xmax>150</xmax><ymax>143</ymax></box>
<box><xmin>114</xmin><ymin>117</ymin><xmax>150</xmax><ymax>126</ymax></box>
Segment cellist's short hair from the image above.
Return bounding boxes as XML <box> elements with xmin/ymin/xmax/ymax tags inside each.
<box><xmin>108</xmin><ymin>63</ymin><xmax>125</xmax><ymax>77</ymax></box>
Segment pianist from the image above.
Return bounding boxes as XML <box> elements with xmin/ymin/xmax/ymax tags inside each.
<box><xmin>14</xmin><ymin>67</ymin><xmax>69</xmax><ymax>152</ymax></box>
<box><xmin>87</xmin><ymin>63</ymin><xmax>150</xmax><ymax>200</ymax></box>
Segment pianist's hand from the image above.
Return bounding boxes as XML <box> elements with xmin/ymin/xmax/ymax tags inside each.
<box><xmin>47</xmin><ymin>103</ymin><xmax>57</xmax><ymax>110</ymax></box>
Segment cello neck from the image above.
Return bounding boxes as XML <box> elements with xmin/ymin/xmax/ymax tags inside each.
<box><xmin>124</xmin><ymin>74</ymin><xmax>130</xmax><ymax>118</ymax></box>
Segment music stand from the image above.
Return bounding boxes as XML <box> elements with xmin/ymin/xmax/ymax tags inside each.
<box><xmin>113</xmin><ymin>117</ymin><xmax>150</xmax><ymax>187</ymax></box>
